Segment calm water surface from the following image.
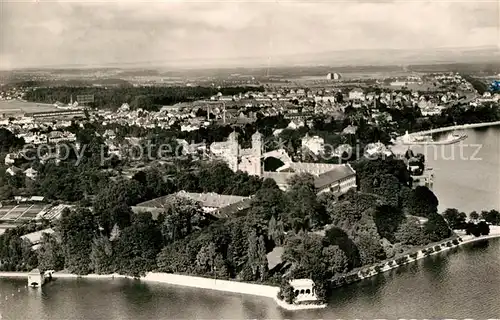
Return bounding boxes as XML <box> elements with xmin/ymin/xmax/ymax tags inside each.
<box><xmin>417</xmin><ymin>126</ymin><xmax>500</xmax><ymax>212</ymax></box>
<box><xmin>0</xmin><ymin>126</ymin><xmax>499</xmax><ymax>320</ymax></box>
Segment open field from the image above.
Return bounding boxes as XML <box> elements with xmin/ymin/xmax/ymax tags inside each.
<box><xmin>0</xmin><ymin>100</ymin><xmax>60</xmax><ymax>115</ymax></box>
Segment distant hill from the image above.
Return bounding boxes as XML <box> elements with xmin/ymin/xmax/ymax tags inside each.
<box><xmin>8</xmin><ymin>46</ymin><xmax>499</xmax><ymax>71</ymax></box>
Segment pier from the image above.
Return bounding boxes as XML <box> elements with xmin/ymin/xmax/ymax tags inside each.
<box><xmin>26</xmin><ymin>269</ymin><xmax>53</xmax><ymax>288</ymax></box>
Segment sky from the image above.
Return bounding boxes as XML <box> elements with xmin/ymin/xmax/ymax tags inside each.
<box><xmin>0</xmin><ymin>0</ymin><xmax>499</xmax><ymax>69</ymax></box>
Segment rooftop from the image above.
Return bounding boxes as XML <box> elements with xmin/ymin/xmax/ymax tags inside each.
<box><xmin>290</xmin><ymin>279</ymin><xmax>315</xmax><ymax>287</ymax></box>
<box><xmin>21</xmin><ymin>228</ymin><xmax>55</xmax><ymax>245</ymax></box>
<box><xmin>136</xmin><ymin>190</ymin><xmax>250</xmax><ymax>210</ymax></box>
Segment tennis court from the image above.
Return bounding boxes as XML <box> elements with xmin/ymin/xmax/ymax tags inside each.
<box><xmin>0</xmin><ymin>204</ymin><xmax>50</xmax><ymax>225</ymax></box>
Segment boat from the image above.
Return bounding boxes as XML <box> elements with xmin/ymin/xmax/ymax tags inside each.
<box><xmin>439</xmin><ymin>131</ymin><xmax>468</xmax><ymax>144</ymax></box>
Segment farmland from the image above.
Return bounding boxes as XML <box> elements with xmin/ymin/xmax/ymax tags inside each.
<box><xmin>0</xmin><ymin>100</ymin><xmax>60</xmax><ymax>116</ymax></box>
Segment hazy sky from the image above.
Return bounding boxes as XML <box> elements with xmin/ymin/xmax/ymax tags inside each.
<box><xmin>0</xmin><ymin>0</ymin><xmax>499</xmax><ymax>69</ymax></box>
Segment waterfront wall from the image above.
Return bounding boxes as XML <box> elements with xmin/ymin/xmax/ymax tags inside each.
<box><xmin>331</xmin><ymin>237</ymin><xmax>465</xmax><ymax>287</ymax></box>
<box><xmin>0</xmin><ymin>272</ymin><xmax>278</xmax><ymax>297</ymax></box>
<box><xmin>142</xmin><ymin>273</ymin><xmax>280</xmax><ymax>298</ymax></box>
<box><xmin>332</xmin><ymin>228</ymin><xmax>500</xmax><ymax>287</ymax></box>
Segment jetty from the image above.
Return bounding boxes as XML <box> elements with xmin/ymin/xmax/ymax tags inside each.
<box><xmin>27</xmin><ymin>269</ymin><xmax>53</xmax><ymax>288</ymax></box>
<box><xmin>401</xmin><ymin>130</ymin><xmax>467</xmax><ymax>145</ymax></box>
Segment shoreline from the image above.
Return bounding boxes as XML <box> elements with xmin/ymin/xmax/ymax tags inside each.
<box><xmin>1</xmin><ymin>227</ymin><xmax>499</xmax><ymax>311</ymax></box>
<box><xmin>405</xmin><ymin>120</ymin><xmax>500</xmax><ymax>137</ymax></box>
<box><xmin>0</xmin><ymin>270</ymin><xmax>323</xmax><ymax>311</ymax></box>
<box><xmin>334</xmin><ymin>226</ymin><xmax>500</xmax><ymax>285</ymax></box>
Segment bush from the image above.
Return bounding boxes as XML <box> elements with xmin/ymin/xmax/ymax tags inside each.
<box><xmin>452</xmin><ymin>239</ymin><xmax>459</xmax><ymax>246</ymax></box>
<box><xmin>346</xmin><ymin>274</ymin><xmax>359</xmax><ymax>282</ymax></box>
<box><xmin>395</xmin><ymin>256</ymin><xmax>408</xmax><ymax>265</ymax></box>
<box><xmin>278</xmin><ymin>279</ymin><xmax>295</xmax><ymax>304</ymax></box>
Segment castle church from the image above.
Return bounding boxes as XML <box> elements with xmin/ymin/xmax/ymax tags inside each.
<box><xmin>210</xmin><ymin>131</ymin><xmax>357</xmax><ymax>195</ymax></box>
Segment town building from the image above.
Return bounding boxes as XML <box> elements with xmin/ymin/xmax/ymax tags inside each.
<box><xmin>301</xmin><ymin>134</ymin><xmax>325</xmax><ymax>156</ymax></box>
<box><xmin>132</xmin><ymin>190</ymin><xmax>252</xmax><ymax>219</ymax></box>
<box><xmin>211</xmin><ymin>132</ymin><xmax>357</xmax><ymax>195</ymax></box>
<box><xmin>289</xmin><ymin>279</ymin><xmax>320</xmax><ymax>303</ymax></box>
<box><xmin>348</xmin><ymin>88</ymin><xmax>365</xmax><ymax>101</ymax></box>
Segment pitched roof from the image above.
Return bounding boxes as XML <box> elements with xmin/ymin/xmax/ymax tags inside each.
<box><xmin>136</xmin><ymin>191</ymin><xmax>250</xmax><ymax>210</ymax></box>
<box><xmin>263</xmin><ymin>164</ymin><xmax>356</xmax><ymax>190</ymax></box>
<box><xmin>314</xmin><ymin>165</ymin><xmax>356</xmax><ymax>190</ymax></box>
<box><xmin>21</xmin><ymin>228</ymin><xmax>55</xmax><ymax>245</ymax></box>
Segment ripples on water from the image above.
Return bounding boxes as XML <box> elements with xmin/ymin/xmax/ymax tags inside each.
<box><xmin>1</xmin><ymin>239</ymin><xmax>499</xmax><ymax>319</ymax></box>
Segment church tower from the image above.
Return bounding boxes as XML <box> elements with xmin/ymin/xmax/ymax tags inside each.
<box><xmin>227</xmin><ymin>131</ymin><xmax>239</xmax><ymax>172</ymax></box>
<box><xmin>250</xmin><ymin>131</ymin><xmax>263</xmax><ymax>176</ymax></box>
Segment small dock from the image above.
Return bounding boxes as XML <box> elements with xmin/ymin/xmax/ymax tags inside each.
<box><xmin>27</xmin><ymin>269</ymin><xmax>53</xmax><ymax>288</ymax></box>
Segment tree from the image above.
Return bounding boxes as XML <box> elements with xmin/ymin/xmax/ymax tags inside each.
<box><xmin>470</xmin><ymin>211</ymin><xmax>480</xmax><ymax>221</ymax></box>
<box><xmin>268</xmin><ymin>216</ymin><xmax>285</xmax><ymax>246</ymax></box>
<box><xmin>323</xmin><ymin>227</ymin><xmax>361</xmax><ymax>269</ymax></box>
<box><xmin>93</xmin><ymin>180</ymin><xmax>144</xmax><ymax>235</ymax></box>
<box><xmin>284</xmin><ymin>173</ymin><xmax>326</xmax><ymax>231</ymax></box>
<box><xmin>465</xmin><ymin>222</ymin><xmax>482</xmax><ymax>237</ymax></box>
<box><xmin>353</xmin><ymin>233</ymin><xmax>386</xmax><ymax>265</ymax></box>
<box><xmin>114</xmin><ymin>212</ymin><xmax>163</xmax><ymax>277</ymax></box>
<box><xmin>394</xmin><ymin>217</ymin><xmax>427</xmax><ymax>246</ymax></box>
<box><xmin>374</xmin><ymin>205</ymin><xmax>406</xmax><ymax>243</ymax></box>
<box><xmin>160</xmin><ymin>196</ymin><xmax>206</xmax><ymax>243</ymax></box>
<box><xmin>477</xmin><ymin>221</ymin><xmax>490</xmax><ymax>236</ymax></box>
<box><xmin>322</xmin><ymin>245</ymin><xmax>349</xmax><ymax>275</ymax></box>
<box><xmin>424</xmin><ymin>213</ymin><xmax>451</xmax><ymax>242</ymax></box>
<box><xmin>443</xmin><ymin>208</ymin><xmax>467</xmax><ymax>230</ymax></box>
<box><xmin>90</xmin><ymin>235</ymin><xmax>114</xmax><ymax>274</ymax></box>
<box><xmin>226</xmin><ymin>219</ymin><xmax>248</xmax><ymax>276</ymax></box>
<box><xmin>278</xmin><ymin>279</ymin><xmax>295</xmax><ymax>304</ymax></box>
<box><xmin>59</xmin><ymin>208</ymin><xmax>98</xmax><ymax>275</ymax></box>
<box><xmin>282</xmin><ymin>232</ymin><xmax>328</xmax><ymax>279</ymax></box>
<box><xmin>196</xmin><ymin>242</ymin><xmax>217</xmax><ymax>273</ymax></box>
<box><xmin>0</xmin><ymin>128</ymin><xmax>24</xmax><ymax>152</ymax></box>
<box><xmin>481</xmin><ymin>210</ymin><xmax>500</xmax><ymax>225</ymax></box>
<box><xmin>251</xmin><ymin>181</ymin><xmax>286</xmax><ymax>221</ymax></box>
<box><xmin>37</xmin><ymin>233</ymin><xmax>64</xmax><ymax>272</ymax></box>
<box><xmin>246</xmin><ymin>230</ymin><xmax>268</xmax><ymax>281</ymax></box>
<box><xmin>406</xmin><ymin>186</ymin><xmax>439</xmax><ymax>218</ymax></box>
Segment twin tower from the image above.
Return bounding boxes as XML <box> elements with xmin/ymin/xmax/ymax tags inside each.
<box><xmin>226</xmin><ymin>131</ymin><xmax>263</xmax><ymax>177</ymax></box>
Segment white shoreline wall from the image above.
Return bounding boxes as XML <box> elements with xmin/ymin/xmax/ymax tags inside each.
<box><xmin>142</xmin><ymin>273</ymin><xmax>280</xmax><ymax>298</ymax></box>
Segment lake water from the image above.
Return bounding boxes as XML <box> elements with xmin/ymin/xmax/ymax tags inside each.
<box><xmin>1</xmin><ymin>239</ymin><xmax>499</xmax><ymax>319</ymax></box>
<box><xmin>419</xmin><ymin>125</ymin><xmax>500</xmax><ymax>213</ymax></box>
<box><xmin>1</xmin><ymin>126</ymin><xmax>499</xmax><ymax>320</ymax></box>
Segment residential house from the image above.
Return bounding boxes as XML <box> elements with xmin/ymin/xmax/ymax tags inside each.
<box><xmin>287</xmin><ymin>119</ymin><xmax>305</xmax><ymax>129</ymax></box>
<box><xmin>348</xmin><ymin>88</ymin><xmax>365</xmax><ymax>101</ymax></box>
<box><xmin>6</xmin><ymin>166</ymin><xmax>22</xmax><ymax>176</ymax></box>
<box><xmin>301</xmin><ymin>134</ymin><xmax>325</xmax><ymax>156</ymax></box>
<box><xmin>24</xmin><ymin>168</ymin><xmax>38</xmax><ymax>180</ymax></box>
